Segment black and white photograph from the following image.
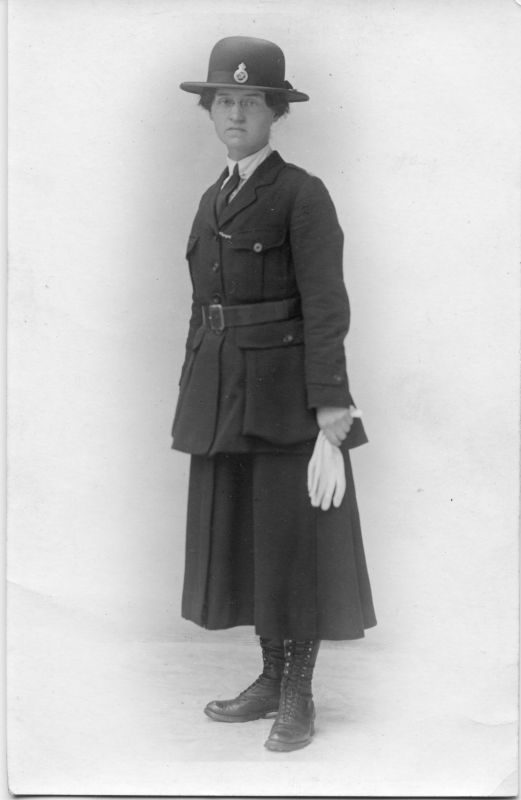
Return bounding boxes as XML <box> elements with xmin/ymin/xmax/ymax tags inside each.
<box><xmin>6</xmin><ymin>0</ymin><xmax>520</xmax><ymax>796</ymax></box>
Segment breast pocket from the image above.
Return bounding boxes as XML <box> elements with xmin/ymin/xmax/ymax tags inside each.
<box><xmin>225</xmin><ymin>229</ymin><xmax>290</xmax><ymax>300</ymax></box>
<box><xmin>235</xmin><ymin>318</ymin><xmax>318</xmax><ymax>446</ymax></box>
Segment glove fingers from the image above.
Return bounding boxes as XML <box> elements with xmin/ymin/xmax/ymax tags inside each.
<box><xmin>315</xmin><ymin>444</ymin><xmax>333</xmax><ymax>506</ymax></box>
<box><xmin>315</xmin><ymin>465</ymin><xmax>330</xmax><ymax>507</ymax></box>
<box><xmin>321</xmin><ymin>479</ymin><xmax>336</xmax><ymax>511</ymax></box>
<box><xmin>308</xmin><ymin>433</ymin><xmax>325</xmax><ymax>499</ymax></box>
<box><xmin>309</xmin><ymin>432</ymin><xmax>345</xmax><ymax>511</ymax></box>
<box><xmin>322</xmin><ymin>440</ymin><xmax>343</xmax><ymax>510</ymax></box>
<box><xmin>318</xmin><ymin>437</ymin><xmax>337</xmax><ymax>510</ymax></box>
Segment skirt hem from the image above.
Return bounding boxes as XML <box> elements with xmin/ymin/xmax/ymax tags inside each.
<box><xmin>182</xmin><ymin>612</ymin><xmax>377</xmax><ymax>642</ymax></box>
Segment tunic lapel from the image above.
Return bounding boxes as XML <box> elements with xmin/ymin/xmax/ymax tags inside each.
<box><xmin>218</xmin><ymin>151</ymin><xmax>285</xmax><ymax>228</ymax></box>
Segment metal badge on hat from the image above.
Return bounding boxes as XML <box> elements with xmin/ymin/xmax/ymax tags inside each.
<box><xmin>233</xmin><ymin>62</ymin><xmax>248</xmax><ymax>83</ymax></box>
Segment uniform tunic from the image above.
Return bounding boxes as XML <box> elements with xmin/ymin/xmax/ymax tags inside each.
<box><xmin>172</xmin><ymin>150</ymin><xmax>376</xmax><ymax>639</ymax></box>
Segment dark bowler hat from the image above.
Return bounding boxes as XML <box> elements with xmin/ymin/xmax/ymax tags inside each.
<box><xmin>180</xmin><ymin>36</ymin><xmax>309</xmax><ymax>102</ymax></box>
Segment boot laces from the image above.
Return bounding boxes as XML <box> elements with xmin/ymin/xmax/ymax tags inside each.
<box><xmin>277</xmin><ymin>640</ymin><xmax>315</xmax><ymax>721</ymax></box>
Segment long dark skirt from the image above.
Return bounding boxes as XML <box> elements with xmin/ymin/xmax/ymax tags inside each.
<box><xmin>181</xmin><ymin>450</ymin><xmax>376</xmax><ymax>641</ymax></box>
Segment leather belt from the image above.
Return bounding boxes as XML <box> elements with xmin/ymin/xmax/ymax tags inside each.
<box><xmin>201</xmin><ymin>297</ymin><xmax>300</xmax><ymax>334</ymax></box>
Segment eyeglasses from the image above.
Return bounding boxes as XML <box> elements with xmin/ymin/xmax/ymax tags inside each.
<box><xmin>212</xmin><ymin>96</ymin><xmax>266</xmax><ymax>113</ymax></box>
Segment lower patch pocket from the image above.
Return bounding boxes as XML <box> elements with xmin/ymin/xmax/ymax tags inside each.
<box><xmin>236</xmin><ymin>319</ymin><xmax>319</xmax><ymax>445</ymax></box>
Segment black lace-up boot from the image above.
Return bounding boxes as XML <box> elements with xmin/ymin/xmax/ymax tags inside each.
<box><xmin>204</xmin><ymin>638</ymin><xmax>285</xmax><ymax>722</ymax></box>
<box><xmin>264</xmin><ymin>639</ymin><xmax>321</xmax><ymax>751</ymax></box>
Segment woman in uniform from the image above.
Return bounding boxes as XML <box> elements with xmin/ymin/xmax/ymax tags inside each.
<box><xmin>172</xmin><ymin>35</ymin><xmax>376</xmax><ymax>752</ymax></box>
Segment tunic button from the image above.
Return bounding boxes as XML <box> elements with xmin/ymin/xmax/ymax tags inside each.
<box><xmin>333</xmin><ymin>374</ymin><xmax>342</xmax><ymax>383</ymax></box>
<box><xmin>282</xmin><ymin>334</ymin><xmax>294</xmax><ymax>344</ymax></box>
<box><xmin>253</xmin><ymin>242</ymin><xmax>263</xmax><ymax>253</ymax></box>
<box><xmin>212</xmin><ymin>261</ymin><xmax>220</xmax><ymax>272</ymax></box>
<box><xmin>212</xmin><ymin>294</ymin><xmax>222</xmax><ymax>304</ymax></box>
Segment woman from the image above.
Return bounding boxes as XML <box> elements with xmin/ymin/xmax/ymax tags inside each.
<box><xmin>172</xmin><ymin>36</ymin><xmax>376</xmax><ymax>752</ymax></box>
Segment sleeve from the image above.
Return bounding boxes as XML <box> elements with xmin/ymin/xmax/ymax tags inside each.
<box><xmin>289</xmin><ymin>174</ymin><xmax>351</xmax><ymax>409</ymax></box>
<box><xmin>178</xmin><ymin>290</ymin><xmax>202</xmax><ymax>386</ymax></box>
<box><xmin>178</xmin><ymin>222</ymin><xmax>203</xmax><ymax>386</ymax></box>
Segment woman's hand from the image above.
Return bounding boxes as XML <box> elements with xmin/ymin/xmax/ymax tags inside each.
<box><xmin>316</xmin><ymin>406</ymin><xmax>357</xmax><ymax>447</ymax></box>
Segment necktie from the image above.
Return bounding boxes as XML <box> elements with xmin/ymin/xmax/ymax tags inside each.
<box><xmin>215</xmin><ymin>163</ymin><xmax>241</xmax><ymax>220</ymax></box>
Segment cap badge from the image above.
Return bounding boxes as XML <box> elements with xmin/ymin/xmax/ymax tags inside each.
<box><xmin>233</xmin><ymin>62</ymin><xmax>248</xmax><ymax>84</ymax></box>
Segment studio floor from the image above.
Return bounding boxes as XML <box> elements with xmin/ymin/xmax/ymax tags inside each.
<box><xmin>7</xmin><ymin>582</ymin><xmax>517</xmax><ymax>797</ymax></box>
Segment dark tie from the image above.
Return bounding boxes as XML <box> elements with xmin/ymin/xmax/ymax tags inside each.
<box><xmin>215</xmin><ymin>163</ymin><xmax>241</xmax><ymax>220</ymax></box>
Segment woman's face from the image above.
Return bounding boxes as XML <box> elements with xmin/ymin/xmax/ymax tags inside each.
<box><xmin>210</xmin><ymin>88</ymin><xmax>276</xmax><ymax>160</ymax></box>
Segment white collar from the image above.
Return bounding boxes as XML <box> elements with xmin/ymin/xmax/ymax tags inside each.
<box><xmin>226</xmin><ymin>144</ymin><xmax>273</xmax><ymax>181</ymax></box>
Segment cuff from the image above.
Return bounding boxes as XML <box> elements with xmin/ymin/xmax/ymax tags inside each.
<box><xmin>306</xmin><ymin>382</ymin><xmax>351</xmax><ymax>409</ymax></box>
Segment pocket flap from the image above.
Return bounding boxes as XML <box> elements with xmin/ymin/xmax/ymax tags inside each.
<box><xmin>229</xmin><ymin>229</ymin><xmax>286</xmax><ymax>253</ymax></box>
<box><xmin>235</xmin><ymin>318</ymin><xmax>304</xmax><ymax>349</ymax></box>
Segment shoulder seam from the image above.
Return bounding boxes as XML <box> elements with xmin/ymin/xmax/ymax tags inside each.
<box><xmin>283</xmin><ymin>162</ymin><xmax>312</xmax><ymax>176</ymax></box>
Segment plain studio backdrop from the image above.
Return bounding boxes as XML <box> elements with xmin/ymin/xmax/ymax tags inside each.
<box><xmin>7</xmin><ymin>0</ymin><xmax>520</xmax><ymax>796</ymax></box>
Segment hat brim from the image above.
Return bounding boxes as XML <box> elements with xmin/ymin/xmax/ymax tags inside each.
<box><xmin>180</xmin><ymin>81</ymin><xmax>309</xmax><ymax>102</ymax></box>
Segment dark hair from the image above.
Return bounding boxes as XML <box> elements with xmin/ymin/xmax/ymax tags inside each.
<box><xmin>198</xmin><ymin>88</ymin><xmax>289</xmax><ymax>119</ymax></box>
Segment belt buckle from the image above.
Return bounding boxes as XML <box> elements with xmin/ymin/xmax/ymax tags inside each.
<box><xmin>208</xmin><ymin>303</ymin><xmax>225</xmax><ymax>333</ymax></box>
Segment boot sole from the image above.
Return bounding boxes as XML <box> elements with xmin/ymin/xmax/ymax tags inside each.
<box><xmin>204</xmin><ymin>706</ymin><xmax>278</xmax><ymax>723</ymax></box>
<box><xmin>264</xmin><ymin>735</ymin><xmax>313</xmax><ymax>752</ymax></box>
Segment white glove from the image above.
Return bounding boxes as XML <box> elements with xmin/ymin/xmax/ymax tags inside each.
<box><xmin>307</xmin><ymin>407</ymin><xmax>363</xmax><ymax>511</ymax></box>
<box><xmin>307</xmin><ymin>431</ymin><xmax>346</xmax><ymax>511</ymax></box>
